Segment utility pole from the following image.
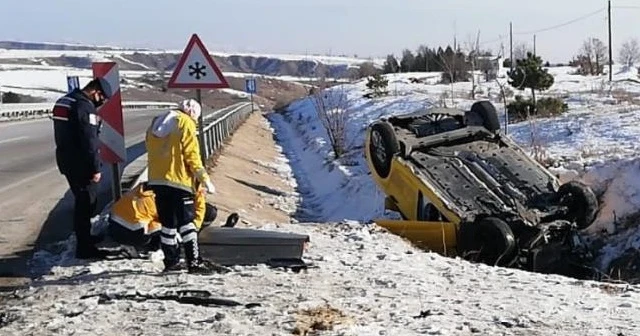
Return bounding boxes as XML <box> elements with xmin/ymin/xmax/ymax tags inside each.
<box><xmin>608</xmin><ymin>0</ymin><xmax>613</xmax><ymax>82</ymax></box>
<box><xmin>533</xmin><ymin>35</ymin><xmax>537</xmax><ymax>56</ymax></box>
<box><xmin>510</xmin><ymin>22</ymin><xmax>514</xmax><ymax>72</ymax></box>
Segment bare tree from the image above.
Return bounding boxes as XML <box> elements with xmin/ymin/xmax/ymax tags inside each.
<box><xmin>312</xmin><ymin>78</ymin><xmax>350</xmax><ymax>159</ymax></box>
<box><xmin>436</xmin><ymin>46</ymin><xmax>470</xmax><ymax>105</ymax></box>
<box><xmin>513</xmin><ymin>42</ymin><xmax>531</xmax><ymax>62</ymax></box>
<box><xmin>575</xmin><ymin>37</ymin><xmax>608</xmax><ymax>75</ymax></box>
<box><xmin>618</xmin><ymin>38</ymin><xmax>640</xmax><ymax>68</ymax></box>
<box><xmin>357</xmin><ymin>62</ymin><xmax>381</xmax><ymax>78</ymax></box>
<box><xmin>437</xmin><ymin>52</ymin><xmax>456</xmax><ymax>106</ymax></box>
<box><xmin>465</xmin><ymin>31</ymin><xmax>481</xmax><ymax>99</ymax></box>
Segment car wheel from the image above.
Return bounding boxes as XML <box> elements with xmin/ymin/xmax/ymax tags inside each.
<box><xmin>459</xmin><ymin>217</ymin><xmax>517</xmax><ymax>267</ymax></box>
<box><xmin>557</xmin><ymin>181</ymin><xmax>598</xmax><ymax>230</ymax></box>
<box><xmin>368</xmin><ymin>121</ymin><xmax>400</xmax><ymax>178</ymax></box>
<box><xmin>470</xmin><ymin>101</ymin><xmax>501</xmax><ymax>132</ymax></box>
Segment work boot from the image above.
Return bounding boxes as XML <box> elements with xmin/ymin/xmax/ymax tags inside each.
<box><xmin>187</xmin><ymin>258</ymin><xmax>231</xmax><ymax>275</ymax></box>
<box><xmin>223</xmin><ymin>213</ymin><xmax>239</xmax><ymax>228</ymax></box>
<box><xmin>198</xmin><ymin>257</ymin><xmax>232</xmax><ymax>273</ymax></box>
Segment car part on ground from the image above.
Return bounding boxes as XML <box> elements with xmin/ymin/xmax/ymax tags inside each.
<box><xmin>80</xmin><ymin>290</ymin><xmax>261</xmax><ymax>308</ymax></box>
<box><xmin>198</xmin><ymin>227</ymin><xmax>310</xmax><ymax>266</ymax></box>
<box><xmin>365</xmin><ymin>100</ymin><xmax>600</xmax><ymax>279</ymax></box>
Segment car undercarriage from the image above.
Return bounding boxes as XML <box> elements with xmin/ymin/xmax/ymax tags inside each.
<box><xmin>366</xmin><ymin>101</ymin><xmax>600</xmax><ymax>279</ymax></box>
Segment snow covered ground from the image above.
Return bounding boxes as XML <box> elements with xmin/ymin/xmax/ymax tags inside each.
<box><xmin>0</xmin><ymin>65</ymin><xmax>161</xmax><ymax>100</ymax></box>
<box><xmin>5</xmin><ymin>64</ymin><xmax>640</xmax><ymax>335</ymax></box>
<box><xmin>4</xmin><ymin>221</ymin><xmax>639</xmax><ymax>336</ymax></box>
<box><xmin>266</xmin><ymin>65</ymin><xmax>640</xmax><ymax>273</ymax></box>
<box><xmin>0</xmin><ymin>67</ymin><xmax>341</xmax><ymax>101</ymax></box>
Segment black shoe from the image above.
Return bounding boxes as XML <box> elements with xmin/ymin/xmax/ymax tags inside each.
<box><xmin>223</xmin><ymin>213</ymin><xmax>239</xmax><ymax>228</ymax></box>
<box><xmin>188</xmin><ymin>258</ymin><xmax>232</xmax><ymax>275</ymax></box>
<box><xmin>163</xmin><ymin>261</ymin><xmax>186</xmax><ymax>273</ymax></box>
<box><xmin>75</xmin><ymin>246</ymin><xmax>109</xmax><ymax>260</ymax></box>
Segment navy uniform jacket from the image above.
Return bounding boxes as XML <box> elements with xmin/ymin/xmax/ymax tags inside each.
<box><xmin>52</xmin><ymin>89</ymin><xmax>102</xmax><ymax>180</ymax></box>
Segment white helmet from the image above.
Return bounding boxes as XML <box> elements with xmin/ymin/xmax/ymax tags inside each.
<box><xmin>178</xmin><ymin>99</ymin><xmax>202</xmax><ymax>121</ymax></box>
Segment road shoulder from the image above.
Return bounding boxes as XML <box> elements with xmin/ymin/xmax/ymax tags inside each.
<box><xmin>203</xmin><ymin>110</ymin><xmax>297</xmax><ymax>227</ymax></box>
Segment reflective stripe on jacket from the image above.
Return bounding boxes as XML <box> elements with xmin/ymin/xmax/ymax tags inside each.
<box><xmin>110</xmin><ymin>183</ymin><xmax>208</xmax><ymax>232</ymax></box>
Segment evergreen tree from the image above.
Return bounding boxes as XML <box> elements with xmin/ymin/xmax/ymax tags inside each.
<box><xmin>383</xmin><ymin>54</ymin><xmax>400</xmax><ymax>73</ymax></box>
<box><xmin>507</xmin><ymin>52</ymin><xmax>554</xmax><ymax>111</ymax></box>
<box><xmin>365</xmin><ymin>74</ymin><xmax>389</xmax><ymax>98</ymax></box>
<box><xmin>1</xmin><ymin>92</ymin><xmax>21</xmax><ymax>103</ymax></box>
<box><xmin>400</xmin><ymin>49</ymin><xmax>415</xmax><ymax>72</ymax></box>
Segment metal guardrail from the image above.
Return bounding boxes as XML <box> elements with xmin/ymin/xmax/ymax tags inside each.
<box><xmin>0</xmin><ymin>101</ymin><xmax>179</xmax><ymax>122</ymax></box>
<box><xmin>200</xmin><ymin>102</ymin><xmax>253</xmax><ymax>159</ymax></box>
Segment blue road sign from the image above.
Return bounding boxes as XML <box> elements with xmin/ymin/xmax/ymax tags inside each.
<box><xmin>245</xmin><ymin>78</ymin><xmax>257</xmax><ymax>94</ymax></box>
<box><xmin>67</xmin><ymin>76</ymin><xmax>80</xmax><ymax>93</ymax></box>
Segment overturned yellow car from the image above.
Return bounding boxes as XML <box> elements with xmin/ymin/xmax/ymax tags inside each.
<box><xmin>365</xmin><ymin>101</ymin><xmax>599</xmax><ymax>277</ymax></box>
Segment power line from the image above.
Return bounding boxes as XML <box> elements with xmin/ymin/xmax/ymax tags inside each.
<box><xmin>513</xmin><ymin>8</ymin><xmax>605</xmax><ymax>35</ymax></box>
<box><xmin>613</xmin><ymin>5</ymin><xmax>640</xmax><ymax>9</ymax></box>
<box><xmin>478</xmin><ymin>7</ymin><xmax>606</xmax><ymax>47</ymax></box>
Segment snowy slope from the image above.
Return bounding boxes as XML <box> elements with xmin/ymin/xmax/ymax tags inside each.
<box><xmin>267</xmin><ymin>65</ymin><xmax>640</xmax><ymax>274</ymax></box>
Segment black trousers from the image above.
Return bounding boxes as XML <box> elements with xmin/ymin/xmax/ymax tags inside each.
<box><xmin>107</xmin><ymin>219</ymin><xmax>161</xmax><ymax>251</ymax></box>
<box><xmin>150</xmin><ymin>185</ymin><xmax>200</xmax><ymax>267</ymax></box>
<box><xmin>64</xmin><ymin>174</ymin><xmax>98</xmax><ymax>253</ymax></box>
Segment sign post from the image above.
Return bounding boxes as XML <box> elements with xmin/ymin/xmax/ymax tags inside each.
<box><xmin>66</xmin><ymin>75</ymin><xmax>80</xmax><ymax>93</ymax></box>
<box><xmin>167</xmin><ymin>33</ymin><xmax>229</xmax><ymax>163</ymax></box>
<box><xmin>92</xmin><ymin>62</ymin><xmax>126</xmax><ymax>201</ymax></box>
<box><xmin>245</xmin><ymin>77</ymin><xmax>257</xmax><ymax>111</ymax></box>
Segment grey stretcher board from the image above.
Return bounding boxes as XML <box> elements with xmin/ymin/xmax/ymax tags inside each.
<box><xmin>198</xmin><ymin>227</ymin><xmax>310</xmax><ymax>266</ymax></box>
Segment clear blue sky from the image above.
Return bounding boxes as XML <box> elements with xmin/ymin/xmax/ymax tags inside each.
<box><xmin>1</xmin><ymin>0</ymin><xmax>638</xmax><ymax>62</ymax></box>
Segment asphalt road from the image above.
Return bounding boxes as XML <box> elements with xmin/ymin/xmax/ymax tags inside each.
<box><xmin>0</xmin><ymin>105</ymin><xmax>238</xmax><ymax>283</ymax></box>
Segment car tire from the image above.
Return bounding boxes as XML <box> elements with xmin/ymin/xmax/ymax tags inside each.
<box><xmin>368</xmin><ymin>121</ymin><xmax>400</xmax><ymax>178</ymax></box>
<box><xmin>470</xmin><ymin>101</ymin><xmax>501</xmax><ymax>132</ymax></box>
<box><xmin>459</xmin><ymin>217</ymin><xmax>517</xmax><ymax>267</ymax></box>
<box><xmin>557</xmin><ymin>181</ymin><xmax>598</xmax><ymax>230</ymax></box>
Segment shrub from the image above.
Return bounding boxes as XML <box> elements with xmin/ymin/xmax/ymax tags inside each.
<box><xmin>364</xmin><ymin>74</ymin><xmax>389</xmax><ymax>98</ymax></box>
<box><xmin>536</xmin><ymin>97</ymin><xmax>568</xmax><ymax>118</ymax></box>
<box><xmin>507</xmin><ymin>96</ymin><xmax>567</xmax><ymax>122</ymax></box>
<box><xmin>506</xmin><ymin>95</ymin><xmax>534</xmax><ymax>122</ymax></box>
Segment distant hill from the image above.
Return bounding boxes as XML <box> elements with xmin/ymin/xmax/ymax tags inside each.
<box><xmin>0</xmin><ymin>41</ymin><xmax>382</xmax><ymax>79</ymax></box>
<box><xmin>0</xmin><ymin>40</ymin><xmax>142</xmax><ymax>51</ymax></box>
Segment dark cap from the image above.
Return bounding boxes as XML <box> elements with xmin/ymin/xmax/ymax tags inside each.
<box><xmin>96</xmin><ymin>77</ymin><xmax>114</xmax><ymax>99</ymax></box>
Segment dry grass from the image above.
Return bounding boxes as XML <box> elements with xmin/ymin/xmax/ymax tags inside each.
<box><xmin>611</xmin><ymin>88</ymin><xmax>639</xmax><ymax>105</ymax></box>
<box><xmin>578</xmin><ymin>145</ymin><xmax>627</xmax><ymax>160</ymax></box>
<box><xmin>595</xmin><ymin>281</ymin><xmax>632</xmax><ymax>295</ymax></box>
<box><xmin>292</xmin><ymin>304</ymin><xmax>354</xmax><ymax>335</ymax></box>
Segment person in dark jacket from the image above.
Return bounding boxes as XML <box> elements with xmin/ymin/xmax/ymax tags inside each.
<box><xmin>52</xmin><ymin>77</ymin><xmax>113</xmax><ymax>259</ymax></box>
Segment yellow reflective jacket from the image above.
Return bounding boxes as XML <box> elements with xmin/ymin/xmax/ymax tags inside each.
<box><xmin>111</xmin><ymin>183</ymin><xmax>208</xmax><ymax>232</ymax></box>
<box><xmin>194</xmin><ymin>188</ymin><xmax>206</xmax><ymax>230</ymax></box>
<box><xmin>110</xmin><ymin>183</ymin><xmax>162</xmax><ymax>234</ymax></box>
<box><xmin>145</xmin><ymin>110</ymin><xmax>212</xmax><ymax>194</ymax></box>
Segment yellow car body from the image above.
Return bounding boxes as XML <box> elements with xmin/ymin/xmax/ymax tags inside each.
<box><xmin>365</xmin><ymin>150</ymin><xmax>460</xmax><ymax>256</ymax></box>
<box><xmin>363</xmin><ymin>101</ymin><xmax>599</xmax><ymax>276</ymax></box>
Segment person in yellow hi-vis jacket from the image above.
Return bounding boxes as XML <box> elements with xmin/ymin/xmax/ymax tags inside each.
<box><xmin>106</xmin><ymin>181</ymin><xmax>237</xmax><ymax>256</ymax></box>
<box><xmin>145</xmin><ymin>99</ymin><xmax>221</xmax><ymax>274</ymax></box>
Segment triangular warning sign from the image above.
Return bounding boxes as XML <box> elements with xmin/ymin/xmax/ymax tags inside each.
<box><xmin>167</xmin><ymin>34</ymin><xmax>229</xmax><ymax>89</ymax></box>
